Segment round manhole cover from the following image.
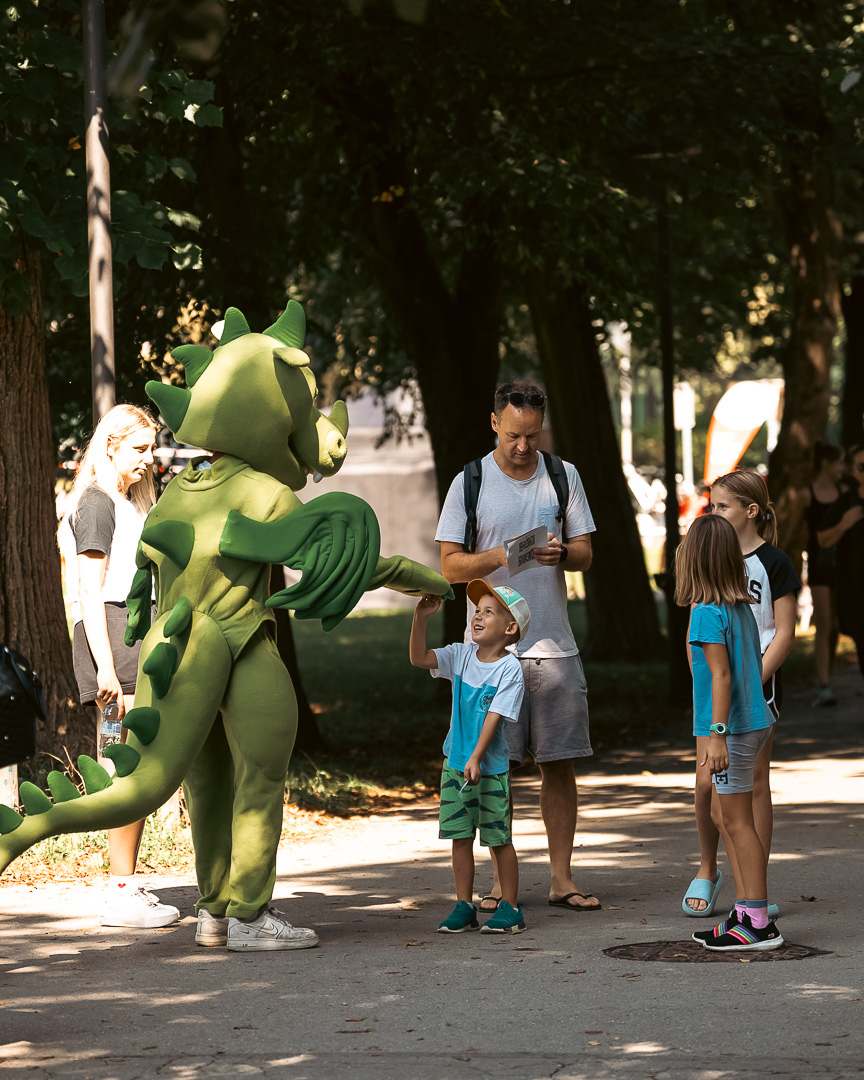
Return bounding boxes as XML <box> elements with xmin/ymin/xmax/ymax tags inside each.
<box><xmin>603</xmin><ymin>940</ymin><xmax>832</xmax><ymax>963</ymax></box>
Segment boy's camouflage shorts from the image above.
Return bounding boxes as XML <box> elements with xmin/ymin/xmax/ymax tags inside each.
<box><xmin>438</xmin><ymin>762</ymin><xmax>511</xmax><ymax>847</ymax></box>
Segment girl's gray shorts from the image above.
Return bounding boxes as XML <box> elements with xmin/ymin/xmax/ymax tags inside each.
<box><xmin>712</xmin><ymin>725</ymin><xmax>775</xmax><ymax>794</ymax></box>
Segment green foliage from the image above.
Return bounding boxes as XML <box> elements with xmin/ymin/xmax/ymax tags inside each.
<box><xmin>0</xmin><ymin>0</ymin><xmax>221</xmax><ymax>450</ymax></box>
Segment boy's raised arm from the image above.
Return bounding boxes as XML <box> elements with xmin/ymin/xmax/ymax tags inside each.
<box><xmin>410</xmin><ymin>595</ymin><xmax>443</xmax><ymax>669</ymax></box>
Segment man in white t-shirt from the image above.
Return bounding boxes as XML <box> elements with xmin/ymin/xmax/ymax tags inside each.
<box><xmin>435</xmin><ymin>382</ymin><xmax>601</xmax><ymax>912</ymax></box>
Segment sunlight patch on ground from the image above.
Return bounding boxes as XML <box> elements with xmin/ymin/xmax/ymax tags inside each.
<box><xmin>771</xmin><ymin>758</ymin><xmax>864</xmax><ymax>805</ymax></box>
<box><xmin>788</xmin><ymin>983</ymin><xmax>862</xmax><ymax>999</ymax></box>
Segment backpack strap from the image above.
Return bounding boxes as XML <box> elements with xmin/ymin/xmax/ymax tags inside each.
<box><xmin>462</xmin><ymin>457</ymin><xmax>484</xmax><ymax>553</ymax></box>
<box><xmin>540</xmin><ymin>451</ymin><xmax>570</xmax><ymax>539</ymax></box>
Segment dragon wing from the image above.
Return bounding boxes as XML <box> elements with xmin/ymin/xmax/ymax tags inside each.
<box><xmin>219</xmin><ymin>492</ymin><xmax>381</xmax><ymax>630</ymax></box>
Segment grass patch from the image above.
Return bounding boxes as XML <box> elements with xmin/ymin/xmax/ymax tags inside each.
<box><xmin>6</xmin><ymin>603</ymin><xmax>851</xmax><ymax>884</ymax></box>
<box><xmin>291</xmin><ymin>601</ymin><xmax>676</xmax><ymax>783</ymax></box>
<box><xmin>0</xmin><ymin>808</ymin><xmax>195</xmax><ymax>886</ymax></box>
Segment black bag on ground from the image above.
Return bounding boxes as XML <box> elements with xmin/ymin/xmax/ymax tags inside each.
<box><xmin>0</xmin><ymin>645</ymin><xmax>46</xmax><ymax>769</ymax></box>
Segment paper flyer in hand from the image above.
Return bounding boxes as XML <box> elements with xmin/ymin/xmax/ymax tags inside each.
<box><xmin>506</xmin><ymin>526</ymin><xmax>545</xmax><ymax>576</ymax></box>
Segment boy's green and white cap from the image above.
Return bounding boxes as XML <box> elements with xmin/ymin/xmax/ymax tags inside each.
<box><xmin>466</xmin><ymin>579</ymin><xmax>531</xmax><ymax>643</ymax></box>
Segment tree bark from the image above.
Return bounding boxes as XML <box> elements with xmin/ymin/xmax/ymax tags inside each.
<box><xmin>0</xmin><ymin>248</ymin><xmax>94</xmax><ymax>762</ymax></box>
<box><xmin>840</xmin><ymin>269</ymin><xmax>864</xmax><ymax>450</ymax></box>
<box><xmin>525</xmin><ymin>272</ymin><xmax>664</xmax><ymax>662</ymax></box>
<box><xmin>767</xmin><ymin>133</ymin><xmax>841</xmax><ymax>567</ymax></box>
<box><xmin>362</xmin><ymin>184</ymin><xmax>504</xmax><ymax>645</ymax></box>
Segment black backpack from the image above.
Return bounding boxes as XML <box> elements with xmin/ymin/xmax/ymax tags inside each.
<box><xmin>0</xmin><ymin>645</ymin><xmax>46</xmax><ymax>769</ymax></box>
<box><xmin>462</xmin><ymin>451</ymin><xmax>570</xmax><ymax>553</ymax></box>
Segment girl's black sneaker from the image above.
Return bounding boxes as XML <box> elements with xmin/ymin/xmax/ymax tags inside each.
<box><xmin>692</xmin><ymin>908</ymin><xmax>740</xmax><ymax>945</ymax></box>
<box><xmin>704</xmin><ymin>912</ymin><xmax>784</xmax><ymax>952</ymax></box>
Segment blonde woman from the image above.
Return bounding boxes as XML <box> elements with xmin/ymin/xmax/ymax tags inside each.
<box><xmin>61</xmin><ymin>405</ymin><xmax>178</xmax><ymax>928</ymax></box>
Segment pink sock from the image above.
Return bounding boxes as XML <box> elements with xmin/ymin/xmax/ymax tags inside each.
<box><xmin>735</xmin><ymin>900</ymin><xmax>747</xmax><ymax>918</ymax></box>
<box><xmin>747</xmin><ymin>900</ymin><xmax>769</xmax><ymax>929</ymax></box>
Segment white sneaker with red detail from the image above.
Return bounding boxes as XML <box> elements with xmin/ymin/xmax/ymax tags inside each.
<box><xmin>100</xmin><ymin>883</ymin><xmax>180</xmax><ymax>928</ymax></box>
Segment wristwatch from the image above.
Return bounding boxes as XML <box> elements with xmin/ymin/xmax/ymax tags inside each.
<box><xmin>709</xmin><ymin>723</ymin><xmax>729</xmax><ymax>736</ymax></box>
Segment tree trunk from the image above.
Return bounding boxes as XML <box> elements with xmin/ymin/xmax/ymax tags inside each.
<box><xmin>525</xmin><ymin>272</ymin><xmax>664</xmax><ymax>662</ymax></box>
<box><xmin>0</xmin><ymin>248</ymin><xmax>94</xmax><ymax>761</ymax></box>
<box><xmin>362</xmin><ymin>185</ymin><xmax>503</xmax><ymax>646</ymax></box>
<box><xmin>767</xmin><ymin>140</ymin><xmax>841</xmax><ymax>568</ymax></box>
<box><xmin>840</xmin><ymin>269</ymin><xmax>864</xmax><ymax>450</ymax></box>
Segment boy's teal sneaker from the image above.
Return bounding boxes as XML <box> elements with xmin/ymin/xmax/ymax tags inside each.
<box><xmin>480</xmin><ymin>900</ymin><xmax>526</xmax><ymax>934</ymax></box>
<box><xmin>437</xmin><ymin>901</ymin><xmax>480</xmax><ymax>934</ymax></box>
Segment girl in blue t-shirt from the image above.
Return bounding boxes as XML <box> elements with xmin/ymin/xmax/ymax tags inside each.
<box><xmin>682</xmin><ymin>470</ymin><xmax>798</xmax><ymax>919</ymax></box>
<box><xmin>675</xmin><ymin>515</ymin><xmax>783</xmax><ymax>950</ymax></box>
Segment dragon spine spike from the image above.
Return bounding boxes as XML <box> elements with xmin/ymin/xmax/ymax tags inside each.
<box><xmin>140</xmin><ymin>520</ymin><xmax>195</xmax><ymax>570</ymax></box>
<box><xmin>328</xmin><ymin>400</ymin><xmax>349</xmax><ymax>438</ymax></box>
<box><xmin>125</xmin><ymin>567</ymin><xmax>154</xmax><ymax>646</ymax></box>
<box><xmin>143</xmin><ymin>642</ymin><xmax>179</xmax><ymax>699</ymax></box>
<box><xmin>264</xmin><ymin>300</ymin><xmax>305</xmax><ymax>348</ymax></box>
<box><xmin>219</xmin><ymin>307</ymin><xmax>252</xmax><ymax>346</ymax></box>
<box><xmin>163</xmin><ymin>596</ymin><xmax>193</xmax><ymax>637</ymax></box>
<box><xmin>103</xmin><ymin>743</ymin><xmax>141</xmax><ymax>777</ymax></box>
<box><xmin>172</xmin><ymin>344</ymin><xmax>215</xmax><ymax>387</ymax></box>
<box><xmin>146</xmin><ymin>381</ymin><xmax>191</xmax><ymax>434</ymax></box>
<box><xmin>47</xmin><ymin>771</ymin><xmax>82</xmax><ymax>802</ymax></box>
<box><xmin>19</xmin><ymin>782</ymin><xmax>53</xmax><ymax>815</ymax></box>
<box><xmin>0</xmin><ymin>805</ymin><xmax>23</xmax><ymax>834</ymax></box>
<box><xmin>77</xmin><ymin>755</ymin><xmax>113</xmax><ymax>794</ymax></box>
<box><xmin>122</xmin><ymin>706</ymin><xmax>160</xmax><ymax>745</ymax></box>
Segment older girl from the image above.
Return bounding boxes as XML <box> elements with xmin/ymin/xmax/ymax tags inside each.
<box><xmin>676</xmin><ymin>515</ymin><xmax>782</xmax><ymax>950</ymax></box>
<box><xmin>61</xmin><ymin>405</ymin><xmax>178</xmax><ymax>929</ymax></box>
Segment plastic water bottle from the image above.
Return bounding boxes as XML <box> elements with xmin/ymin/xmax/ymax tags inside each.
<box><xmin>98</xmin><ymin>701</ymin><xmax>122</xmax><ymax>757</ymax></box>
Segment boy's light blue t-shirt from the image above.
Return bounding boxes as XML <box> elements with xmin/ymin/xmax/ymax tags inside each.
<box><xmin>689</xmin><ymin>601</ymin><xmax>774</xmax><ymax>736</ymax></box>
<box><xmin>432</xmin><ymin>642</ymin><xmax>524</xmax><ymax>775</ymax></box>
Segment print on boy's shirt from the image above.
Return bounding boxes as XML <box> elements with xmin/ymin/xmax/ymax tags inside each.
<box><xmin>748</xmin><ymin>579</ymin><xmax>762</xmax><ymax>604</ymax></box>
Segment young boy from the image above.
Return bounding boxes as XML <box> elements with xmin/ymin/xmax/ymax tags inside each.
<box><xmin>410</xmin><ymin>579</ymin><xmax>530</xmax><ymax>935</ymax></box>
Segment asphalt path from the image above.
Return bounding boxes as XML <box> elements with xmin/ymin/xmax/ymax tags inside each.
<box><xmin>1</xmin><ymin>664</ymin><xmax>862</xmax><ymax>1080</ymax></box>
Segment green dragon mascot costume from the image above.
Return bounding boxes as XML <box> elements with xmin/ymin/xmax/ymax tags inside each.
<box><xmin>0</xmin><ymin>301</ymin><xmax>451</xmax><ymax>949</ymax></box>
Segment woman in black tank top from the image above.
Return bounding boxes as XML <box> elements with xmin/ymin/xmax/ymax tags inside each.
<box><xmin>801</xmin><ymin>442</ymin><xmax>846</xmax><ymax>705</ymax></box>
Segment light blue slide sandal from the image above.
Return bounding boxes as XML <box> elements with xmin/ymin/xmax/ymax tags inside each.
<box><xmin>682</xmin><ymin>870</ymin><xmax>724</xmax><ymax>917</ymax></box>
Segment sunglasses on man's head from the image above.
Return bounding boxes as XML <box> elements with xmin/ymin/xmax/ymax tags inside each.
<box><xmin>503</xmin><ymin>392</ymin><xmax>546</xmax><ymax>409</ymax></box>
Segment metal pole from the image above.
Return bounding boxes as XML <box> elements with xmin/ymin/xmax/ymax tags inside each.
<box><xmin>84</xmin><ymin>0</ymin><xmax>115</xmax><ymax>422</ymax></box>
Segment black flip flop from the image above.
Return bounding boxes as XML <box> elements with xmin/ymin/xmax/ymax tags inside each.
<box><xmin>548</xmin><ymin>891</ymin><xmax>602</xmax><ymax>911</ymax></box>
<box><xmin>478</xmin><ymin>895</ymin><xmax>501</xmax><ymax>912</ymax></box>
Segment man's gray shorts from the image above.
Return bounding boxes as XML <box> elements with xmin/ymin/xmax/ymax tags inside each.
<box><xmin>506</xmin><ymin>654</ymin><xmax>592</xmax><ymax>765</ymax></box>
<box><xmin>712</xmin><ymin>725</ymin><xmax>774</xmax><ymax>794</ymax></box>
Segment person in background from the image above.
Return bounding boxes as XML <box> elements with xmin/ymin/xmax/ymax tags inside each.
<box><xmin>60</xmin><ymin>405</ymin><xmax>179</xmax><ymax>929</ymax></box>
<box><xmin>801</xmin><ymin>441</ymin><xmax>847</xmax><ymax>706</ymax></box>
<box><xmin>818</xmin><ymin>444</ymin><xmax>864</xmax><ymax>681</ymax></box>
